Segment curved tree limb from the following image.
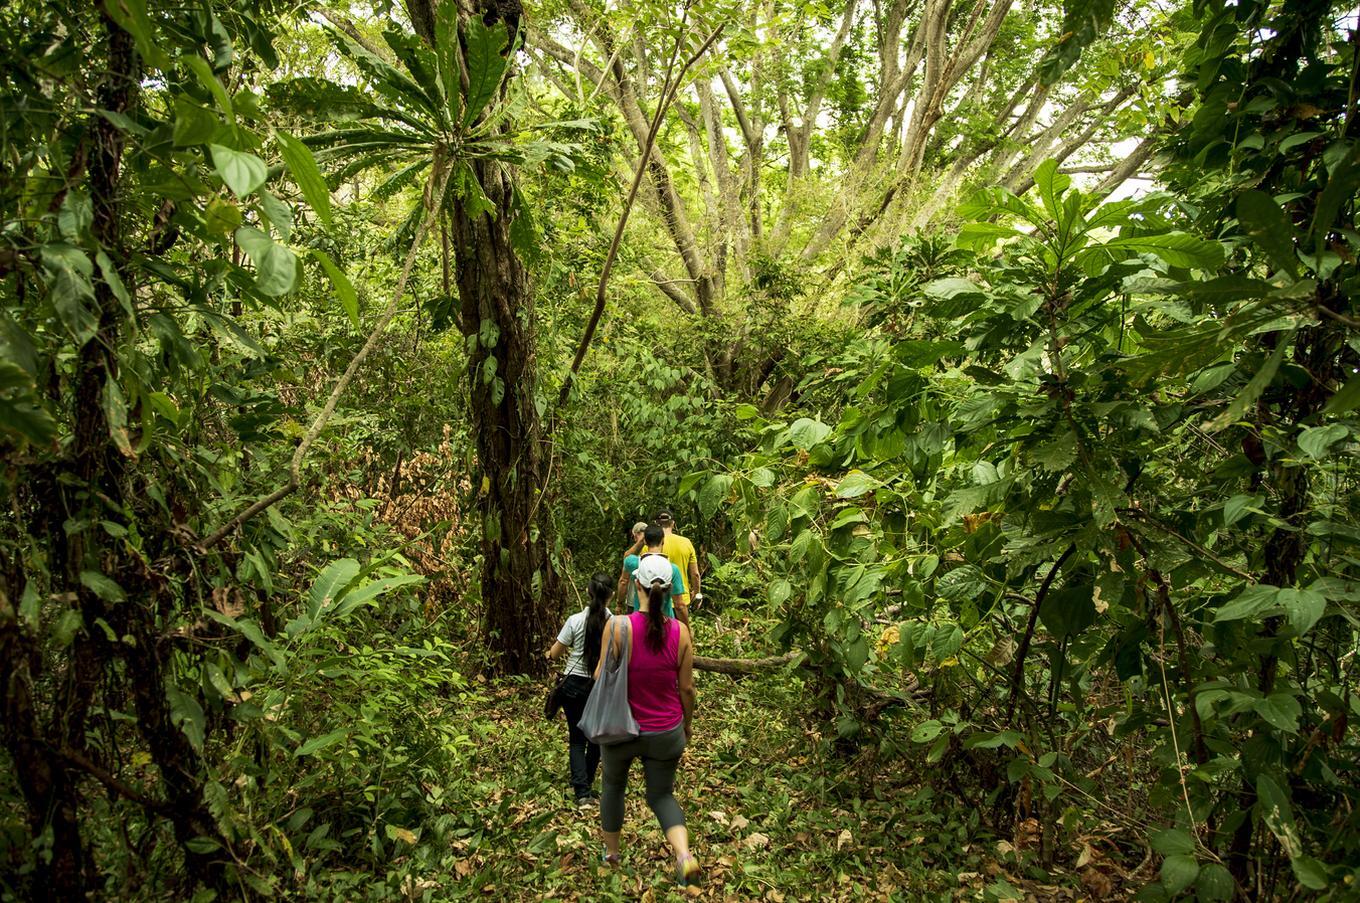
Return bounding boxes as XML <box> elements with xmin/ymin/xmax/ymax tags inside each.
<box><xmin>198</xmin><ymin>166</ymin><xmax>453</xmax><ymax>552</ymax></box>
<box><xmin>555</xmin><ymin>20</ymin><xmax>726</xmax><ymax>411</ymax></box>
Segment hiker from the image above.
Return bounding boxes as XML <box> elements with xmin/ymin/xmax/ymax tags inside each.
<box><xmin>546</xmin><ymin>572</ymin><xmax>614</xmax><ymax>806</ymax></box>
<box><xmin>596</xmin><ymin>555</ymin><xmax>700</xmax><ymax>884</ymax></box>
<box><xmin>616</xmin><ymin>523</ymin><xmax>687</xmax><ymax>625</ymax></box>
<box><xmin>655</xmin><ymin>510</ymin><xmax>702</xmax><ymax>612</ymax></box>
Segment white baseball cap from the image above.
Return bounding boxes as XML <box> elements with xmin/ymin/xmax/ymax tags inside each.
<box><xmin>635</xmin><ymin>555</ymin><xmax>673</xmax><ymax>588</ymax></box>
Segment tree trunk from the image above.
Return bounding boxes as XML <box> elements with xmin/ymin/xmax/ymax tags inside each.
<box><xmin>406</xmin><ymin>0</ymin><xmax>561</xmax><ymax>676</ymax></box>
<box><xmin>449</xmin><ymin>157</ymin><xmax>559</xmax><ymax>675</ymax></box>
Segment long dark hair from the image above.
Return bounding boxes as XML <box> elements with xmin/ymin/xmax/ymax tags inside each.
<box><xmin>584</xmin><ymin>572</ymin><xmax>612</xmax><ymax>673</ymax></box>
<box><xmin>644</xmin><ymin>580</ymin><xmax>669</xmax><ymax>652</ymax></box>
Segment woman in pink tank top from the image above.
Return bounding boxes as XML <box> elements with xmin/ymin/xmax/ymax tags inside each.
<box><xmin>595</xmin><ymin>552</ymin><xmax>700</xmax><ymax>885</ymax></box>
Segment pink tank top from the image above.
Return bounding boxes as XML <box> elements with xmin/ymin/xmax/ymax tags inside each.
<box><xmin>625</xmin><ymin>611</ymin><xmax>684</xmax><ymax>732</ymax></box>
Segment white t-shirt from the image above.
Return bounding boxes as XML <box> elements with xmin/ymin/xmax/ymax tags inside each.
<box><xmin>557</xmin><ymin>607</ymin><xmax>613</xmax><ymax>678</ymax></box>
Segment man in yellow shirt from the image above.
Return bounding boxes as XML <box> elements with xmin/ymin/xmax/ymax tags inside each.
<box><xmin>655</xmin><ymin>510</ymin><xmax>701</xmax><ymax>612</ymax></box>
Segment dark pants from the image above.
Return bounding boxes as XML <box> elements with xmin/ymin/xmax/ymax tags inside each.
<box><xmin>559</xmin><ymin>674</ymin><xmax>600</xmax><ymax>797</ymax></box>
<box><xmin>600</xmin><ymin>724</ymin><xmax>687</xmax><ymax>833</ymax></box>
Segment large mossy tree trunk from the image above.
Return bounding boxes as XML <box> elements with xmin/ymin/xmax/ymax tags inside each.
<box><xmin>408</xmin><ymin>0</ymin><xmax>559</xmax><ymax>675</ymax></box>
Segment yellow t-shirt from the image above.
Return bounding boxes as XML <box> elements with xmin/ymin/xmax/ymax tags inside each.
<box><xmin>663</xmin><ymin>533</ymin><xmax>697</xmax><ymax>605</ymax></box>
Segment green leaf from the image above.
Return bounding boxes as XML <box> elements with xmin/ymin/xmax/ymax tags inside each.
<box><xmin>828</xmin><ymin>506</ymin><xmax>867</xmax><ymax>530</ymax></box>
<box><xmin>1195</xmin><ymin>863</ymin><xmax>1234</xmax><ymax>902</ymax></box>
<box><xmin>1297</xmin><ymin>423</ymin><xmax>1347</xmax><ymax>459</ymax></box>
<box><xmin>312</xmin><ymin>250</ymin><xmax>359</xmax><ymax>327</ymax></box>
<box><xmin>1159</xmin><ymin>854</ymin><xmax>1200</xmax><ymax>895</ymax></box>
<box><xmin>1253</xmin><ymin>693</ymin><xmax>1301</xmax><ymax>733</ymax></box>
<box><xmin>205</xmin><ymin>611</ymin><xmax>286</xmax><ymax>670</ymax></box>
<box><xmin>172</xmin><ymin>95</ymin><xmax>219</xmax><ymax>146</ymax></box>
<box><xmin>1322</xmin><ymin>373</ymin><xmax>1360</xmax><ymax>415</ymax></box>
<box><xmin>79</xmin><ymin>570</ymin><xmax>126</xmax><ymax>604</ymax></box>
<box><xmin>1102</xmin><ymin>232</ymin><xmax>1225</xmax><ymax>270</ymax></box>
<box><xmin>1279</xmin><ymin>587</ymin><xmax>1326</xmax><ymax>636</ymax></box>
<box><xmin>102</xmin><ymin>0</ymin><xmax>170</xmax><ymax>69</ymax></box>
<box><xmin>102</xmin><ymin>378</ymin><xmax>133</xmax><ymax>458</ymax></box>
<box><xmin>332</xmin><ymin>574</ymin><xmax>425</xmax><ymax>618</ymax></box>
<box><xmin>1214</xmin><ymin>584</ymin><xmax>1279</xmax><ymax>622</ymax></box>
<box><xmin>276</xmin><ymin>130</ymin><xmax>332</xmax><ymax>225</ymax></box>
<box><xmin>167</xmin><ymin>686</ymin><xmax>206</xmax><ymax>752</ymax></box>
<box><xmin>185</xmin><ymin>56</ymin><xmax>234</xmax><ymax>120</ymax></box>
<box><xmin>462</xmin><ymin>18</ymin><xmax>511</xmax><ymax>125</ymax></box>
<box><xmin>1039</xmin><ymin>585</ymin><xmax>1096</xmax><ymax>637</ymax></box>
<box><xmin>1150</xmin><ymin>828</ymin><xmax>1195</xmax><ymax>856</ymax></box>
<box><xmin>786</xmin><ymin>418</ymin><xmax>831</xmax><ymax>450</ymax></box>
<box><xmin>308</xmin><ymin>558</ymin><xmax>361</xmax><ymax>621</ymax></box>
<box><xmin>296</xmin><ymin>729</ymin><xmax>347</xmax><ymax>757</ymax></box>
<box><xmin>1255</xmin><ymin>774</ymin><xmax>1302</xmax><ymax>858</ymax></box>
<box><xmin>210</xmin><ymin>145</ymin><xmax>267</xmax><ymax>198</ymax></box>
<box><xmin>1223</xmin><ymin>493</ymin><xmax>1262</xmax><ymax>527</ymax></box>
<box><xmin>768</xmin><ymin>579</ymin><xmax>792</xmax><ymax>607</ymax></box>
<box><xmin>697</xmin><ymin>474</ymin><xmax>733</xmax><ymax>518</ymax></box>
<box><xmin>910</xmin><ymin>720</ymin><xmax>944</xmax><ymax>743</ymax></box>
<box><xmin>1235</xmin><ymin>190</ymin><xmax>1298</xmax><ymax>277</ymax></box>
<box><xmin>1204</xmin><ymin>335</ymin><xmax>1291</xmax><ymax>433</ymax></box>
<box><xmin>1290</xmin><ymin>855</ymin><xmax>1329</xmax><ymax>890</ymax></box>
<box><xmin>58</xmin><ymin>190</ymin><xmax>92</xmax><ymax>240</ymax></box>
<box><xmin>41</xmin><ymin>245</ymin><xmax>97</xmax><ymax>344</ymax></box>
<box><xmin>234</xmin><ymin>226</ymin><xmax>298</xmax><ymax>296</ymax></box>
<box><xmin>835</xmin><ymin>471</ymin><xmax>878</xmax><ymax>499</ymax></box>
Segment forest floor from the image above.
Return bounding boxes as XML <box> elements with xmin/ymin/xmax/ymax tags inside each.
<box><xmin>338</xmin><ymin>618</ymin><xmax>1136</xmax><ymax>901</ymax></box>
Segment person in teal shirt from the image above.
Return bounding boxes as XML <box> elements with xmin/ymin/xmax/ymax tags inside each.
<box><xmin>617</xmin><ymin>524</ymin><xmax>685</xmax><ymax>619</ymax></box>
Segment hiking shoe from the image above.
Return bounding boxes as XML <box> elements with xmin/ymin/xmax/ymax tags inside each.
<box><xmin>675</xmin><ymin>854</ymin><xmax>702</xmax><ymax>886</ymax></box>
<box><xmin>575</xmin><ymin>794</ymin><xmax>598</xmax><ymax>809</ymax></box>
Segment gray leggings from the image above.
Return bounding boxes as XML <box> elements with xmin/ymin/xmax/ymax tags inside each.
<box><xmin>600</xmin><ymin>724</ymin><xmax>687</xmax><ymax>833</ymax></box>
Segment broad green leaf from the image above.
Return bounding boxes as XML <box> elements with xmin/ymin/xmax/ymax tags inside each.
<box><xmin>1297</xmin><ymin>423</ymin><xmax>1347</xmax><ymax>459</ymax></box>
<box><xmin>1253</xmin><ymin>693</ymin><xmax>1301</xmax><ymax>733</ymax></box>
<box><xmin>697</xmin><ymin>474</ymin><xmax>733</xmax><ymax>518</ymax></box>
<box><xmin>462</xmin><ymin>18</ymin><xmax>511</xmax><ymax>125</ymax></box>
<box><xmin>827</xmin><ymin>506</ymin><xmax>867</xmax><ymax>530</ymax></box>
<box><xmin>1195</xmin><ymin>863</ymin><xmax>1234</xmax><ymax>901</ymax></box>
<box><xmin>786</xmin><ymin>418</ymin><xmax>831</xmax><ymax>450</ymax></box>
<box><xmin>1223</xmin><ymin>493</ymin><xmax>1262</xmax><ymax>527</ymax></box>
<box><xmin>1204</xmin><ymin>335</ymin><xmax>1291</xmax><ymax>433</ymax></box>
<box><xmin>79</xmin><ymin>570</ymin><xmax>125</xmax><ymax>604</ymax></box>
<box><xmin>58</xmin><ymin>190</ymin><xmax>91</xmax><ymax>240</ymax></box>
<box><xmin>313</xmin><ymin>250</ymin><xmax>359</xmax><ymax>327</ymax></box>
<box><xmin>0</xmin><ymin>361</ymin><xmax>58</xmax><ymax>446</ymax></box>
<box><xmin>910</xmin><ymin>720</ymin><xmax>944</xmax><ymax>743</ymax></box>
<box><xmin>205</xmin><ymin>610</ymin><xmax>286</xmax><ymax>670</ymax></box>
<box><xmin>1279</xmin><ymin>587</ymin><xmax>1326</xmax><ymax>635</ymax></box>
<box><xmin>1214</xmin><ymin>584</ymin><xmax>1278</xmax><ymax>622</ymax></box>
<box><xmin>1255</xmin><ymin>774</ymin><xmax>1302</xmax><ymax>857</ymax></box>
<box><xmin>102</xmin><ymin>378</ymin><xmax>134</xmax><ymax>458</ymax></box>
<box><xmin>1160</xmin><ymin>854</ymin><xmax>1199</xmax><ymax>895</ymax></box>
<box><xmin>1291</xmin><ymin>856</ymin><xmax>1329</xmax><ymax>890</ymax></box>
<box><xmin>308</xmin><ymin>558</ymin><xmax>361</xmax><ymax>621</ymax></box>
<box><xmin>296</xmin><ymin>729</ymin><xmax>347</xmax><ymax>757</ymax></box>
<box><xmin>768</xmin><ymin>579</ymin><xmax>792</xmax><ymax>607</ymax></box>
<box><xmin>1040</xmin><ymin>585</ymin><xmax>1096</xmax><ymax>636</ymax></box>
<box><xmin>211</xmin><ymin>145</ymin><xmax>267</xmax><ymax>197</ymax></box>
<box><xmin>203</xmin><ymin>198</ymin><xmax>242</xmax><ymax>238</ymax></box>
<box><xmin>1033</xmin><ymin>159</ymin><xmax>1070</xmax><ymax>219</ymax></box>
<box><xmin>1322</xmin><ymin>373</ymin><xmax>1360</xmax><ymax>415</ymax></box>
<box><xmin>276</xmin><ymin>130</ymin><xmax>332</xmax><ymax>224</ymax></box>
<box><xmin>1101</xmin><ymin>232</ymin><xmax>1225</xmax><ymax>270</ymax></box>
<box><xmin>1150</xmin><ymin>828</ymin><xmax>1194</xmax><ymax>856</ymax></box>
<box><xmin>332</xmin><ymin>574</ymin><xmax>425</xmax><ymax>618</ymax></box>
<box><xmin>173</xmin><ymin>95</ymin><xmax>219</xmax><ymax>146</ymax></box>
<box><xmin>102</xmin><ymin>0</ymin><xmax>170</xmax><ymax>69</ymax></box>
<box><xmin>167</xmin><ymin>686</ymin><xmax>206</xmax><ymax>752</ymax></box>
<box><xmin>1236</xmin><ymin>190</ymin><xmax>1298</xmax><ymax>277</ymax></box>
<box><xmin>234</xmin><ymin>226</ymin><xmax>298</xmax><ymax>296</ymax></box>
<box><xmin>835</xmin><ymin>471</ymin><xmax>878</xmax><ymax>499</ymax></box>
<box><xmin>41</xmin><ymin>244</ymin><xmax>97</xmax><ymax>344</ymax></box>
<box><xmin>185</xmin><ymin>56</ymin><xmax>233</xmax><ymax>120</ymax></box>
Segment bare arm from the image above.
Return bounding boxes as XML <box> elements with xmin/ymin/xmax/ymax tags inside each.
<box><xmin>594</xmin><ymin>618</ymin><xmax>626</xmax><ymax>679</ymax></box>
<box><xmin>615</xmin><ymin>566</ymin><xmax>630</xmax><ymax>612</ymax></box>
<box><xmin>677</xmin><ymin>623</ymin><xmax>696</xmax><ymax>739</ymax></box>
<box><xmin>687</xmin><ymin>557</ymin><xmax>701</xmax><ymax>599</ymax></box>
<box><xmin>545</xmin><ymin>640</ymin><xmax>568</xmax><ymax>661</ymax></box>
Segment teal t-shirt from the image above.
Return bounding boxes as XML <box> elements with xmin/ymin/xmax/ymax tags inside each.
<box><xmin>624</xmin><ymin>552</ymin><xmax>684</xmax><ymax>617</ymax></box>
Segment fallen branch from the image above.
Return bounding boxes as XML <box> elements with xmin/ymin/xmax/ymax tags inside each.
<box><xmin>198</xmin><ymin>166</ymin><xmax>453</xmax><ymax>552</ymax></box>
<box><xmin>694</xmin><ymin>651</ymin><xmax>798</xmax><ymax>674</ymax></box>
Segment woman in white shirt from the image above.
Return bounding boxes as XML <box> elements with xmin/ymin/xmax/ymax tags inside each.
<box><xmin>546</xmin><ymin>573</ymin><xmax>613</xmax><ymax>805</ymax></box>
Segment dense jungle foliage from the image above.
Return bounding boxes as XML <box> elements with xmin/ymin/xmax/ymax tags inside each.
<box><xmin>2</xmin><ymin>0</ymin><xmax>1359</xmax><ymax>898</ymax></box>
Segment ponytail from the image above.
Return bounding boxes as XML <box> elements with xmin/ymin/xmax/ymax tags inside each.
<box><xmin>584</xmin><ymin>572</ymin><xmax>612</xmax><ymax>673</ymax></box>
<box><xmin>645</xmin><ymin>580</ymin><xmax>668</xmax><ymax>652</ymax></box>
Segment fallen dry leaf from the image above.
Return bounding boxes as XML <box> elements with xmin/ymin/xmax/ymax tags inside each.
<box><xmin>743</xmin><ymin>832</ymin><xmax>770</xmax><ymax>849</ymax></box>
<box><xmin>836</xmin><ymin>828</ymin><xmax>853</xmax><ymax>851</ymax></box>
